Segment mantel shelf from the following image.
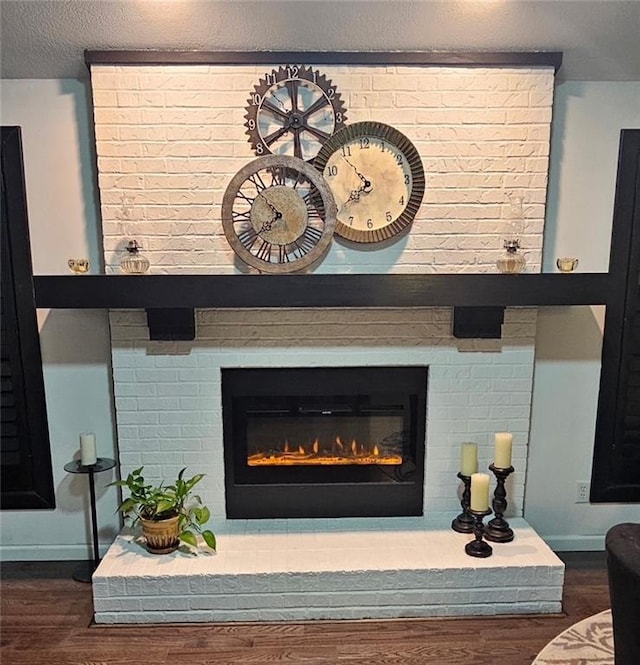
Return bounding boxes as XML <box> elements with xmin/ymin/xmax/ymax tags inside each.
<box><xmin>33</xmin><ymin>273</ymin><xmax>612</xmax><ymax>310</ymax></box>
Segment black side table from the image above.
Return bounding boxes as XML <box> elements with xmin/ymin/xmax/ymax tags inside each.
<box><xmin>64</xmin><ymin>457</ymin><xmax>116</xmax><ymax>583</ymax></box>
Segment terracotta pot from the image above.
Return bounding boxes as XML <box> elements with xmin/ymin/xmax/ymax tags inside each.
<box><xmin>140</xmin><ymin>514</ymin><xmax>180</xmax><ymax>554</ymax></box>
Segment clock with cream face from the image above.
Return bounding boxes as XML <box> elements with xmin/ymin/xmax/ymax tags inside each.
<box><xmin>314</xmin><ymin>121</ymin><xmax>425</xmax><ymax>243</ymax></box>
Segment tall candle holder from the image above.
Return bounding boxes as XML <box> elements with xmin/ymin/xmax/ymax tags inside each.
<box><xmin>451</xmin><ymin>472</ymin><xmax>475</xmax><ymax>533</ymax></box>
<box><xmin>465</xmin><ymin>508</ymin><xmax>493</xmax><ymax>558</ymax></box>
<box><xmin>484</xmin><ymin>463</ymin><xmax>515</xmax><ymax>543</ymax></box>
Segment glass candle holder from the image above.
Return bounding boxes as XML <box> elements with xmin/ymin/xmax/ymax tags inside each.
<box><xmin>119</xmin><ymin>240</ymin><xmax>150</xmax><ymax>274</ymax></box>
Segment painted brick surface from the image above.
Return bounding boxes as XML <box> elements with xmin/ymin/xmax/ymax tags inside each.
<box><xmin>93</xmin><ymin>517</ymin><xmax>564</xmax><ymax>623</ymax></box>
<box><xmin>90</xmin><ymin>64</ymin><xmax>553</xmax><ymax>274</ymax></box>
<box><xmin>110</xmin><ymin>306</ymin><xmax>535</xmax><ymax>520</ymax></box>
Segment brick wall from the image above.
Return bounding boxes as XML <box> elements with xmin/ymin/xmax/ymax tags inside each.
<box><xmin>91</xmin><ymin>64</ymin><xmax>553</xmax><ymax>274</ymax></box>
<box><xmin>89</xmin><ymin>62</ymin><xmax>555</xmax><ymax>522</ymax></box>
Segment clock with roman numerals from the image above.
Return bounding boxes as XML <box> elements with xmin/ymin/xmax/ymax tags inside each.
<box><xmin>221</xmin><ymin>155</ymin><xmax>337</xmax><ymax>273</ymax></box>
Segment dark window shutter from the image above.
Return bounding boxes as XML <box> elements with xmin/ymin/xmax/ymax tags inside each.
<box><xmin>592</xmin><ymin>129</ymin><xmax>640</xmax><ymax>502</ymax></box>
<box><xmin>1</xmin><ymin>126</ymin><xmax>55</xmax><ymax>510</ymax></box>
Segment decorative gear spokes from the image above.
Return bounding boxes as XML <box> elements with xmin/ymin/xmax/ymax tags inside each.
<box><xmin>245</xmin><ymin>65</ymin><xmax>347</xmax><ymax>162</ymax></box>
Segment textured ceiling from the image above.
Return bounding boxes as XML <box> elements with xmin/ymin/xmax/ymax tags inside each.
<box><xmin>1</xmin><ymin>0</ymin><xmax>639</xmax><ymax>81</ymax></box>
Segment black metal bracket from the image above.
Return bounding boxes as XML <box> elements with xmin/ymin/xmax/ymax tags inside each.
<box><xmin>145</xmin><ymin>308</ymin><xmax>195</xmax><ymax>341</ymax></box>
<box><xmin>452</xmin><ymin>306</ymin><xmax>505</xmax><ymax>339</ymax></box>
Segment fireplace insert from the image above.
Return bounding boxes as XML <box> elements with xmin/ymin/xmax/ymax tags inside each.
<box><xmin>222</xmin><ymin>366</ymin><xmax>427</xmax><ymax>518</ymax></box>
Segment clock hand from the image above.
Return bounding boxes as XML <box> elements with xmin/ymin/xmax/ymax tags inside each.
<box><xmin>342</xmin><ymin>156</ymin><xmax>373</xmax><ymax>194</ymax></box>
<box><xmin>256</xmin><ymin>191</ymin><xmax>283</xmax><ymax>234</ymax></box>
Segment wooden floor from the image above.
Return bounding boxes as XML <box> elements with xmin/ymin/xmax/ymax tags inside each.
<box><xmin>0</xmin><ymin>553</ymin><xmax>610</xmax><ymax>665</ymax></box>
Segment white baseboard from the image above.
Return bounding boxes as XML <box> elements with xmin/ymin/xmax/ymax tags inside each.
<box><xmin>0</xmin><ymin>542</ymin><xmax>113</xmax><ymax>562</ymax></box>
<box><xmin>543</xmin><ymin>534</ymin><xmax>606</xmax><ymax>552</ymax></box>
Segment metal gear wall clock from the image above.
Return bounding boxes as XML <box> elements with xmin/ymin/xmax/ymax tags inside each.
<box><xmin>221</xmin><ymin>154</ymin><xmax>337</xmax><ymax>273</ymax></box>
<box><xmin>244</xmin><ymin>65</ymin><xmax>347</xmax><ymax>162</ymax></box>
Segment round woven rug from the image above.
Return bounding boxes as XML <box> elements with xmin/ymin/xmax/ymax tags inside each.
<box><xmin>533</xmin><ymin>610</ymin><xmax>614</xmax><ymax>664</ymax></box>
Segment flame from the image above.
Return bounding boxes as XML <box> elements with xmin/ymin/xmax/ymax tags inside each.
<box><xmin>246</xmin><ymin>434</ymin><xmax>402</xmax><ymax>466</ymax></box>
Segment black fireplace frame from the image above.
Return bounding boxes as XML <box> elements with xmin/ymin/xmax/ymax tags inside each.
<box><xmin>222</xmin><ymin>366</ymin><xmax>427</xmax><ymax>519</ymax></box>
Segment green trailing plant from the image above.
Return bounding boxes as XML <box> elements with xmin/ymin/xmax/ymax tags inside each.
<box><xmin>109</xmin><ymin>466</ymin><xmax>216</xmax><ymax>551</ymax></box>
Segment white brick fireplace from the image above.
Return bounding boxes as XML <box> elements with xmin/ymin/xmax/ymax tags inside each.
<box><xmin>89</xmin><ymin>57</ymin><xmax>564</xmax><ymax>623</ymax></box>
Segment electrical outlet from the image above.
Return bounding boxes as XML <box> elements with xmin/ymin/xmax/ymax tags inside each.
<box><xmin>576</xmin><ymin>481</ymin><xmax>590</xmax><ymax>503</ymax></box>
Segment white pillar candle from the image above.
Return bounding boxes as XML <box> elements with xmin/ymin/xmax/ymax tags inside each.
<box><xmin>460</xmin><ymin>442</ymin><xmax>478</xmax><ymax>476</ymax></box>
<box><xmin>470</xmin><ymin>473</ymin><xmax>491</xmax><ymax>512</ymax></box>
<box><xmin>494</xmin><ymin>432</ymin><xmax>513</xmax><ymax>468</ymax></box>
<box><xmin>80</xmin><ymin>433</ymin><xmax>97</xmax><ymax>466</ymax></box>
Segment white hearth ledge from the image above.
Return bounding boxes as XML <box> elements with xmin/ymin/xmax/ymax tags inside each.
<box><xmin>93</xmin><ymin>516</ymin><xmax>564</xmax><ymax>624</ymax></box>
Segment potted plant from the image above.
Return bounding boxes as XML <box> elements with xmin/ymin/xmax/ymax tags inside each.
<box><xmin>109</xmin><ymin>466</ymin><xmax>216</xmax><ymax>554</ymax></box>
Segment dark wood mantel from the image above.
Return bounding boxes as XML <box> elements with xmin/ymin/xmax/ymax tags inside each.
<box><xmin>33</xmin><ymin>273</ymin><xmax>610</xmax><ymax>310</ymax></box>
<box><xmin>33</xmin><ymin>272</ymin><xmax>611</xmax><ymax>341</ymax></box>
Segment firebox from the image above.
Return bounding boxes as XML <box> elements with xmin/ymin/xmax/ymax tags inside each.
<box><xmin>222</xmin><ymin>366</ymin><xmax>427</xmax><ymax>518</ymax></box>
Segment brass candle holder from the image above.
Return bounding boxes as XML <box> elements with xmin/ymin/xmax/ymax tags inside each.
<box><xmin>451</xmin><ymin>472</ymin><xmax>475</xmax><ymax>533</ymax></box>
<box><xmin>484</xmin><ymin>463</ymin><xmax>515</xmax><ymax>543</ymax></box>
<box><xmin>465</xmin><ymin>508</ymin><xmax>493</xmax><ymax>558</ymax></box>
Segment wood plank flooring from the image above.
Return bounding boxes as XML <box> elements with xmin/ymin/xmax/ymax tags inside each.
<box><xmin>0</xmin><ymin>553</ymin><xmax>610</xmax><ymax>665</ymax></box>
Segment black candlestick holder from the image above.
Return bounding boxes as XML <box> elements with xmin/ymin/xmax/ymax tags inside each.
<box><xmin>484</xmin><ymin>463</ymin><xmax>515</xmax><ymax>543</ymax></box>
<box><xmin>451</xmin><ymin>472</ymin><xmax>475</xmax><ymax>533</ymax></box>
<box><xmin>465</xmin><ymin>508</ymin><xmax>493</xmax><ymax>558</ymax></box>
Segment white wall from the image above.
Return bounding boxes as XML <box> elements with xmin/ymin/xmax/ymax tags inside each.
<box><xmin>0</xmin><ymin>80</ymin><xmax>120</xmax><ymax>560</ymax></box>
<box><xmin>1</xmin><ymin>78</ymin><xmax>638</xmax><ymax>559</ymax></box>
<box><xmin>526</xmin><ymin>81</ymin><xmax>640</xmax><ymax>550</ymax></box>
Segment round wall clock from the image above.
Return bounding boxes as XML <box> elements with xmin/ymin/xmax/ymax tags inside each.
<box><xmin>221</xmin><ymin>154</ymin><xmax>337</xmax><ymax>273</ymax></box>
<box><xmin>244</xmin><ymin>65</ymin><xmax>347</xmax><ymax>162</ymax></box>
<box><xmin>314</xmin><ymin>121</ymin><xmax>425</xmax><ymax>243</ymax></box>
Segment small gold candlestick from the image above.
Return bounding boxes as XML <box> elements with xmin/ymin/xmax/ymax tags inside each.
<box><xmin>67</xmin><ymin>258</ymin><xmax>90</xmax><ymax>274</ymax></box>
<box><xmin>556</xmin><ymin>257</ymin><xmax>579</xmax><ymax>273</ymax></box>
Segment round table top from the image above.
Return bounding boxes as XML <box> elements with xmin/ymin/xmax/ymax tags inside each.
<box><xmin>64</xmin><ymin>457</ymin><xmax>116</xmax><ymax>474</ymax></box>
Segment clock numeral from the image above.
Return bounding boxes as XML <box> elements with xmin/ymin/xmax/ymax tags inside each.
<box><xmin>399</xmin><ymin>195</ymin><xmax>405</xmax><ymax>206</ymax></box>
<box><xmin>256</xmin><ymin>240</ymin><xmax>273</xmax><ymax>262</ymax></box>
<box><xmin>270</xmin><ymin>167</ymin><xmax>287</xmax><ymax>186</ymax></box>
<box><xmin>248</xmin><ymin>172</ymin><xmax>268</xmax><ymax>192</ymax></box>
<box><xmin>327</xmin><ymin>165</ymin><xmax>338</xmax><ymax>177</ymax></box>
<box><xmin>386</xmin><ymin>211</ymin><xmax>392</xmax><ymax>222</ymax></box>
<box><xmin>303</xmin><ymin>193</ymin><xmax>324</xmax><ymax>220</ymax></box>
<box><xmin>278</xmin><ymin>245</ymin><xmax>290</xmax><ymax>263</ymax></box>
<box><xmin>366</xmin><ymin>219</ymin><xmax>373</xmax><ymax>229</ymax></box>
<box><xmin>235</xmin><ymin>190</ymin><xmax>255</xmax><ymax>206</ymax></box>
<box><xmin>232</xmin><ymin>209</ymin><xmax>252</xmax><ymax>223</ymax></box>
<box><xmin>255</xmin><ymin>143</ymin><xmax>265</xmax><ymax>155</ymax></box>
<box><xmin>404</xmin><ymin>174</ymin><xmax>410</xmax><ymax>185</ymax></box>
<box><xmin>294</xmin><ymin>226</ymin><xmax>323</xmax><ymax>256</ymax></box>
<box><xmin>336</xmin><ymin>112</ymin><xmax>343</xmax><ymax>124</ymax></box>
<box><xmin>287</xmin><ymin>65</ymin><xmax>300</xmax><ymax>79</ymax></box>
<box><xmin>264</xmin><ymin>72</ymin><xmax>276</xmax><ymax>86</ymax></box>
<box><xmin>327</xmin><ymin>88</ymin><xmax>335</xmax><ymax>99</ymax></box>
<box><xmin>359</xmin><ymin>137</ymin><xmax>370</xmax><ymax>150</ymax></box>
<box><xmin>395</xmin><ymin>154</ymin><xmax>403</xmax><ymax>166</ymax></box>
<box><xmin>238</xmin><ymin>227</ymin><xmax>258</xmax><ymax>250</ymax></box>
<box><xmin>251</xmin><ymin>93</ymin><xmax>262</xmax><ymax>106</ymax></box>
<box><xmin>348</xmin><ymin>216</ymin><xmax>354</xmax><ymax>226</ymax></box>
